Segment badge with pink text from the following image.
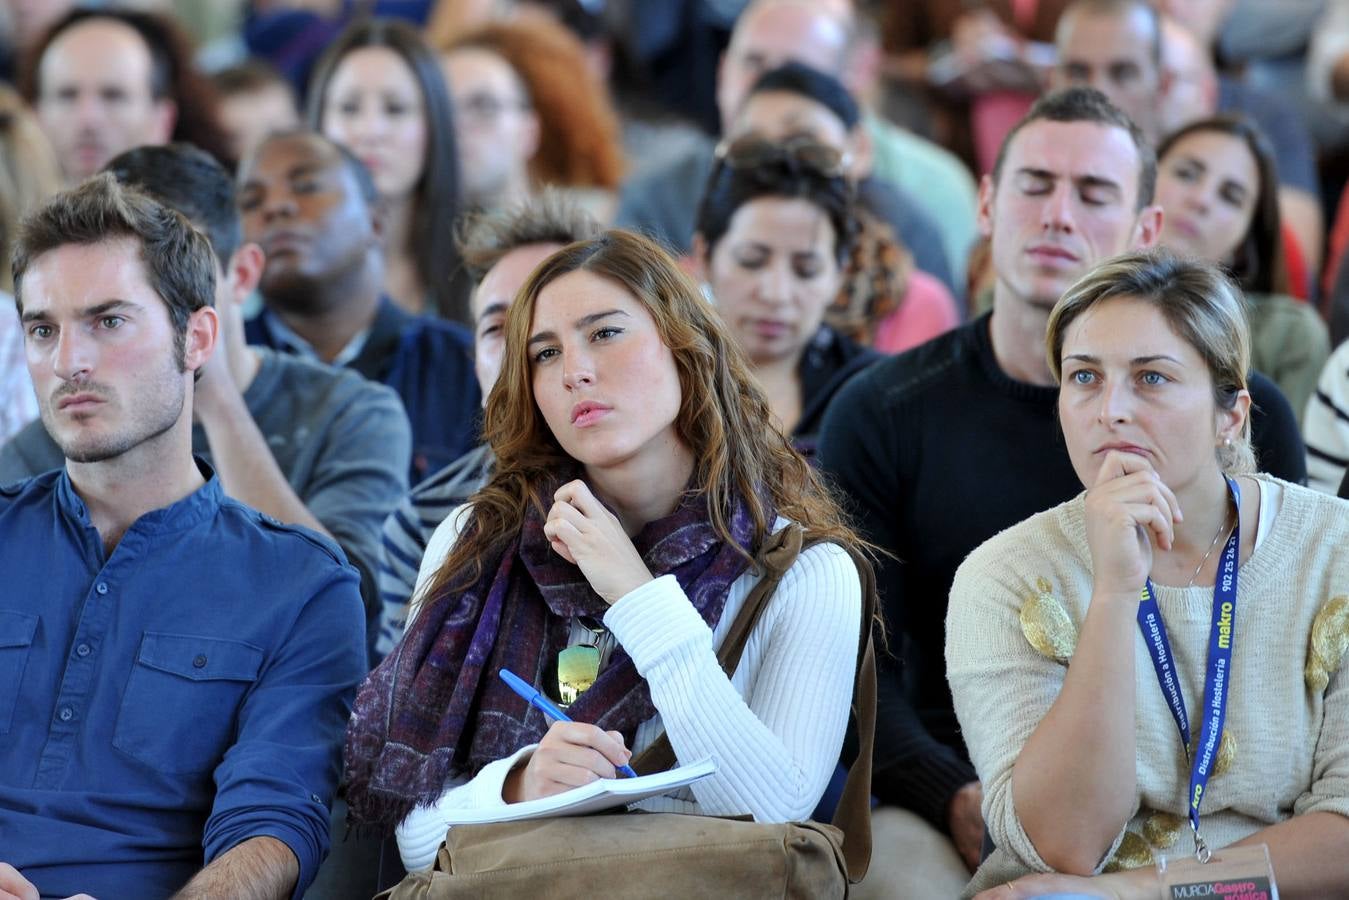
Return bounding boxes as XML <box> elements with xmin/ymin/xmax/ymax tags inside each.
<box><xmin>1157</xmin><ymin>844</ymin><xmax>1278</xmax><ymax>900</ymax></box>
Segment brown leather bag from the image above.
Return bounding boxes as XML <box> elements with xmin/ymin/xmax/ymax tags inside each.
<box><xmin>383</xmin><ymin>526</ymin><xmax>879</xmax><ymax>900</ymax></box>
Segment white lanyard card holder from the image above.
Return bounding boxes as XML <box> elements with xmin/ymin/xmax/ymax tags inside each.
<box><xmin>1157</xmin><ymin>843</ymin><xmax>1277</xmax><ymax>900</ymax></box>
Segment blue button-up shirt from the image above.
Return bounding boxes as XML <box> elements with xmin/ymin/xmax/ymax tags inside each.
<box><xmin>0</xmin><ymin>465</ymin><xmax>367</xmax><ymax>899</ymax></box>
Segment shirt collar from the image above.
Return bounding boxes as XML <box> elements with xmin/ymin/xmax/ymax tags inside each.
<box><xmin>56</xmin><ymin>456</ymin><xmax>224</xmax><ymax>536</ymax></box>
<box><xmin>260</xmin><ymin>308</ymin><xmax>371</xmax><ymax>369</ymax></box>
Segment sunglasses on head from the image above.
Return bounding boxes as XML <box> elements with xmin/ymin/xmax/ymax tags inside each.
<box><xmin>713</xmin><ymin>134</ymin><xmax>851</xmax><ymax>179</ymax></box>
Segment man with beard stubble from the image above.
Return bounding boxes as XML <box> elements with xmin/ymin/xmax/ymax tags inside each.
<box><xmin>0</xmin><ymin>175</ymin><xmax>365</xmax><ymax>899</ymax></box>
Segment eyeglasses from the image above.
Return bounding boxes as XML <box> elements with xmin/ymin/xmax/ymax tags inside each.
<box><xmin>454</xmin><ymin>91</ymin><xmax>531</xmax><ymax>124</ymax></box>
<box><xmin>556</xmin><ymin>616</ymin><xmax>611</xmax><ymax>709</ymax></box>
<box><xmin>712</xmin><ymin>134</ymin><xmax>851</xmax><ymax>179</ymax></box>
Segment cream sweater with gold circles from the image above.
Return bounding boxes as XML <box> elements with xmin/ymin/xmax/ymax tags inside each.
<box><xmin>946</xmin><ymin>476</ymin><xmax>1349</xmax><ymax>895</ymax></box>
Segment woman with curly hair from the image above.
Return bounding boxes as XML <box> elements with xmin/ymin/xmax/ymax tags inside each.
<box><xmin>723</xmin><ymin>62</ymin><xmax>962</xmax><ymax>358</ymax></box>
<box><xmin>692</xmin><ymin>134</ymin><xmax>880</xmax><ymax>458</ymax></box>
<box><xmin>436</xmin><ymin>15</ymin><xmax>624</xmax><ymax>220</ymax></box>
<box><xmin>342</xmin><ymin>229</ymin><xmax>867</xmax><ymax>874</ymax></box>
<box><xmin>308</xmin><ymin>18</ymin><xmax>469</xmax><ymax>322</ymax></box>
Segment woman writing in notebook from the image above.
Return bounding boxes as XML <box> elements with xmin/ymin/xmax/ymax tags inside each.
<box><xmin>946</xmin><ymin>250</ymin><xmax>1349</xmax><ymax>898</ymax></box>
<box><xmin>342</xmin><ymin>229</ymin><xmax>867</xmax><ymax>873</ymax></box>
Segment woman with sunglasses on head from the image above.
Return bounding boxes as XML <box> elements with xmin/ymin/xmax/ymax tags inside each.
<box><xmin>342</xmin><ymin>229</ymin><xmax>869</xmax><ymax>874</ymax></box>
<box><xmin>728</xmin><ymin>62</ymin><xmax>963</xmax><ymax>356</ymax></box>
<box><xmin>308</xmin><ymin>18</ymin><xmax>470</xmax><ymax>323</ymax></box>
<box><xmin>692</xmin><ymin>137</ymin><xmax>880</xmax><ymax>457</ymax></box>
<box><xmin>1154</xmin><ymin>115</ymin><xmax>1329</xmax><ymax>423</ymax></box>
<box><xmin>946</xmin><ymin>250</ymin><xmax>1349</xmax><ymax>898</ymax></box>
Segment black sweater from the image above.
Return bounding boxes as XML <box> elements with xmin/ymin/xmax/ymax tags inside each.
<box><xmin>793</xmin><ymin>326</ymin><xmax>881</xmax><ymax>458</ymax></box>
<box><xmin>817</xmin><ymin>313</ymin><xmax>1306</xmax><ymax>831</ymax></box>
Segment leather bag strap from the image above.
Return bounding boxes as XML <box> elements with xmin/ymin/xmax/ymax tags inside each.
<box><xmin>628</xmin><ymin>525</ymin><xmax>878</xmax><ymax>882</ymax></box>
<box><xmin>831</xmin><ymin>540</ymin><xmax>877</xmax><ymax>882</ymax></box>
<box><xmin>629</xmin><ymin>524</ymin><xmax>805</xmax><ymax>774</ymax></box>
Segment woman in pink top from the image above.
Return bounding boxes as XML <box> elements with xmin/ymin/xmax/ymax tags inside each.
<box><xmin>871</xmin><ymin>267</ymin><xmax>962</xmax><ymax>354</ymax></box>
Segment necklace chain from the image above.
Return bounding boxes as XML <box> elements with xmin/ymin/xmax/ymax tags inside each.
<box><xmin>1185</xmin><ymin>503</ymin><xmax>1234</xmax><ymax>588</ymax></box>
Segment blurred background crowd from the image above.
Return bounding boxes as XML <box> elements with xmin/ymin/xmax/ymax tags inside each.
<box><xmin>9</xmin><ymin>2</ymin><xmax>1349</xmax><ymax>896</ymax></box>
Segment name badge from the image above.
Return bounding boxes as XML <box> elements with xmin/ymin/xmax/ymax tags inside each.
<box><xmin>1159</xmin><ymin>844</ymin><xmax>1279</xmax><ymax>900</ymax></box>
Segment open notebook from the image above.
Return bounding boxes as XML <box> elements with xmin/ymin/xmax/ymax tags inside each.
<box><xmin>440</xmin><ymin>756</ymin><xmax>719</xmax><ymax>826</ymax></box>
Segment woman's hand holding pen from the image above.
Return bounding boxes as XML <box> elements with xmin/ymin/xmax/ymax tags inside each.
<box><xmin>1083</xmin><ymin>451</ymin><xmax>1183</xmax><ymax>602</ymax></box>
<box><xmin>503</xmin><ymin>722</ymin><xmax>634</xmax><ymax>802</ymax></box>
<box><xmin>544</xmin><ymin>480</ymin><xmax>654</xmax><ymax>605</ymax></box>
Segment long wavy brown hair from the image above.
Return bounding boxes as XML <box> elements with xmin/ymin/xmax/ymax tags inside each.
<box><xmin>436</xmin><ymin>16</ymin><xmax>624</xmax><ymax>190</ymax></box>
<box><xmin>422</xmin><ymin>228</ymin><xmax>862</xmax><ymax>601</ymax></box>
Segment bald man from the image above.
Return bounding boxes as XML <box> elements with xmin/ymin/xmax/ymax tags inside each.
<box><xmin>30</xmin><ymin>15</ymin><xmax>175</xmax><ymax>182</ymax></box>
<box><xmin>616</xmin><ymin>0</ymin><xmax>978</xmax><ymax>291</ymax></box>
<box><xmin>1052</xmin><ymin>0</ymin><xmax>1323</xmax><ymax>282</ymax></box>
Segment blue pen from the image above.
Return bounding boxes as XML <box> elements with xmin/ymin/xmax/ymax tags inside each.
<box><xmin>499</xmin><ymin>667</ymin><xmax>639</xmax><ymax>778</ymax></box>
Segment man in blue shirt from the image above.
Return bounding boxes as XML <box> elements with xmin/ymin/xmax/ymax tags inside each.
<box><xmin>0</xmin><ymin>175</ymin><xmax>366</xmax><ymax>898</ymax></box>
<box><xmin>0</xmin><ymin>143</ymin><xmax>412</xmax><ymax>623</ymax></box>
<box><xmin>238</xmin><ymin>130</ymin><xmax>481</xmax><ymax>485</ymax></box>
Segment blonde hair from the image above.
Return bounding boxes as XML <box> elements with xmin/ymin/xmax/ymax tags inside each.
<box><xmin>1045</xmin><ymin>249</ymin><xmax>1255</xmax><ymax>474</ymax></box>
<box><xmin>422</xmin><ymin>228</ymin><xmax>861</xmax><ymax>601</ymax></box>
<box><xmin>457</xmin><ymin>188</ymin><xmax>603</xmax><ymax>283</ymax></box>
<box><xmin>0</xmin><ymin>85</ymin><xmax>62</xmax><ymax>292</ymax></box>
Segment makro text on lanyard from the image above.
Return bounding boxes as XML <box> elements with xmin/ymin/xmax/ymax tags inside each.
<box><xmin>1135</xmin><ymin>476</ymin><xmax>1241</xmax><ymax>864</ymax></box>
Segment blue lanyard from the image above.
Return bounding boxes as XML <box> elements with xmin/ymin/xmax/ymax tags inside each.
<box><xmin>1135</xmin><ymin>476</ymin><xmax>1241</xmax><ymax>863</ymax></box>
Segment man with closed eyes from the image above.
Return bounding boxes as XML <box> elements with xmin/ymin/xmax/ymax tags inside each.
<box><xmin>818</xmin><ymin>86</ymin><xmax>1305</xmax><ymax>899</ymax></box>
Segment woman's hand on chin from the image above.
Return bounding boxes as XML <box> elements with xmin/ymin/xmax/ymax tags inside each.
<box><xmin>1083</xmin><ymin>450</ymin><xmax>1183</xmax><ymax>601</ymax></box>
<box><xmin>545</xmin><ymin>480</ymin><xmax>655</xmax><ymax>605</ymax></box>
<box><xmin>974</xmin><ymin>867</ymin><xmax>1156</xmax><ymax>900</ymax></box>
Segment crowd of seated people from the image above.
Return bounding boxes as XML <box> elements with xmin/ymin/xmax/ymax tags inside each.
<box><xmin>2</xmin><ymin>2</ymin><xmax>1349</xmax><ymax>899</ymax></box>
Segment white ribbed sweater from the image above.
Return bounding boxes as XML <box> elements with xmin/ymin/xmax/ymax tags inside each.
<box><xmin>947</xmin><ymin>476</ymin><xmax>1349</xmax><ymax>894</ymax></box>
<box><xmin>395</xmin><ymin>510</ymin><xmax>862</xmax><ymax>872</ymax></box>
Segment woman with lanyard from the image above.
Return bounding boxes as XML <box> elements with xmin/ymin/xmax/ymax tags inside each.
<box><xmin>341</xmin><ymin>229</ymin><xmax>868</xmax><ymax>875</ymax></box>
<box><xmin>946</xmin><ymin>249</ymin><xmax>1349</xmax><ymax>898</ymax></box>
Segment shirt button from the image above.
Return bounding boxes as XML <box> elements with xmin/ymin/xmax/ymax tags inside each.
<box><xmin>76</xmin><ymin>643</ymin><xmax>91</xmax><ymax>658</ymax></box>
<box><xmin>95</xmin><ymin>582</ymin><xmax>109</xmax><ymax>595</ymax></box>
<box><xmin>311</xmin><ymin>793</ymin><xmax>323</xmax><ymax>804</ymax></box>
<box><xmin>193</xmin><ymin>654</ymin><xmax>208</xmax><ymax>668</ymax></box>
<box><xmin>58</xmin><ymin>706</ymin><xmax>73</xmax><ymax>722</ymax></box>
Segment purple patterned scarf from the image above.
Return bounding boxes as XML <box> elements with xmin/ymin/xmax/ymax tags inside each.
<box><xmin>343</xmin><ymin>473</ymin><xmax>764</xmax><ymax>827</ymax></box>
